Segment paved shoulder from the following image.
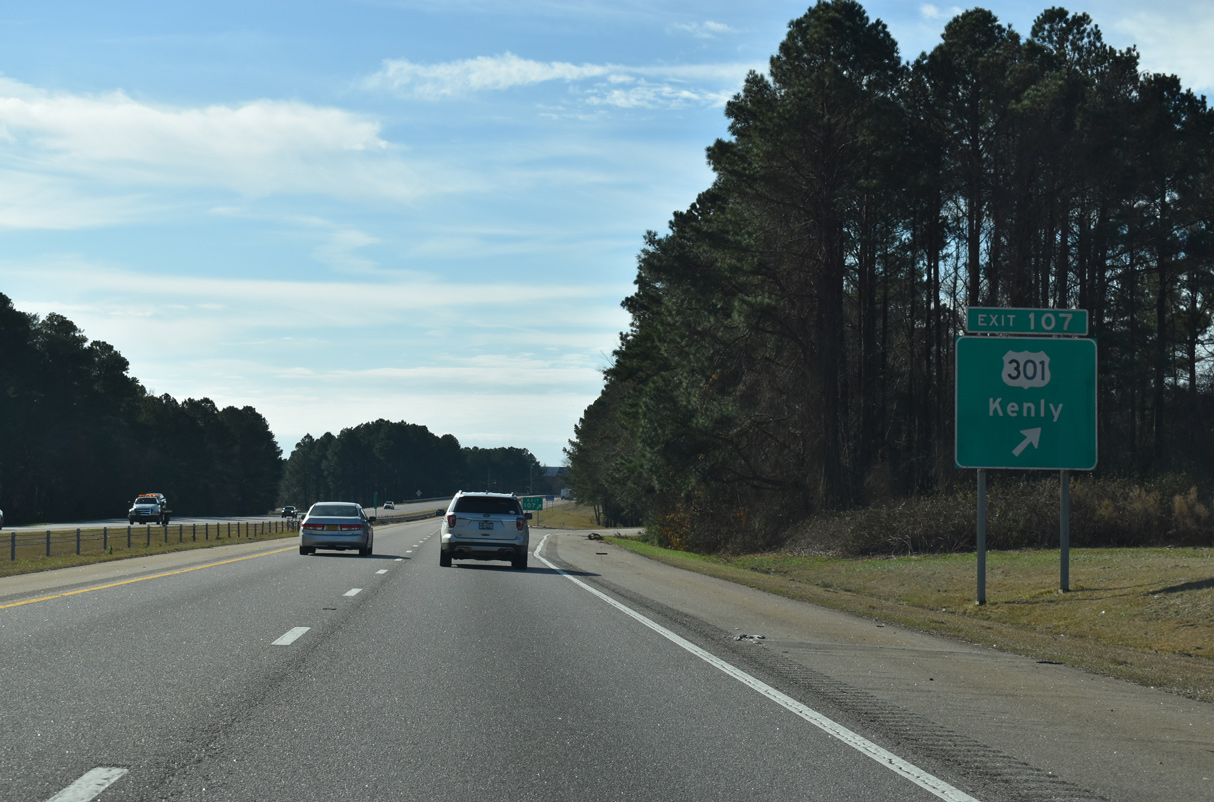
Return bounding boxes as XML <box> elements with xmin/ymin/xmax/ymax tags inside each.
<box><xmin>539</xmin><ymin>531</ymin><xmax>1213</xmax><ymax>802</ymax></box>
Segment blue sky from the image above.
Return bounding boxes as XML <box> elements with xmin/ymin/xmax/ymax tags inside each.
<box><xmin>2</xmin><ymin>1</ymin><xmax>1211</xmax><ymax>466</ymax></box>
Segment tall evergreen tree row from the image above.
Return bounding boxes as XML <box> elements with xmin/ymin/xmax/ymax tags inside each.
<box><xmin>0</xmin><ymin>293</ymin><xmax>549</xmax><ymax>525</ymax></box>
<box><xmin>278</xmin><ymin>421</ymin><xmax>543</xmax><ymax>510</ymax></box>
<box><xmin>0</xmin><ymin>293</ymin><xmax>282</xmax><ymax>524</ymax></box>
<box><xmin>566</xmin><ymin>2</ymin><xmax>1214</xmax><ymax>548</ymax></box>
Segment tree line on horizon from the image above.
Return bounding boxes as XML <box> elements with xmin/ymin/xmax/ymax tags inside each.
<box><xmin>0</xmin><ymin>292</ymin><xmax>550</xmax><ymax>525</ymax></box>
<box><xmin>277</xmin><ymin>420</ymin><xmax>547</xmax><ymax>511</ymax></box>
<box><xmin>0</xmin><ymin>292</ymin><xmax>283</xmax><ymax>524</ymax></box>
<box><xmin>565</xmin><ymin>2</ymin><xmax>1214</xmax><ymax>549</ymax></box>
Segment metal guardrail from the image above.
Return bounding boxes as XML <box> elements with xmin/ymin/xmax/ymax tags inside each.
<box><xmin>377</xmin><ymin>509</ymin><xmax>446</xmax><ymax>523</ymax></box>
<box><xmin>6</xmin><ymin>519</ymin><xmax>301</xmax><ymax>562</ymax></box>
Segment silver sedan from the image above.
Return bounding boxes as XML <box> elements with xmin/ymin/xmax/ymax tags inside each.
<box><xmin>299</xmin><ymin>502</ymin><xmax>375</xmax><ymax>556</ymax></box>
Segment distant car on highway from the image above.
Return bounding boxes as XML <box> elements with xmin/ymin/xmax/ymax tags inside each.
<box><xmin>281</xmin><ymin>506</ymin><xmax>297</xmax><ymax>518</ymax></box>
<box><xmin>299</xmin><ymin>502</ymin><xmax>375</xmax><ymax>556</ymax></box>
<box><xmin>439</xmin><ymin>491</ymin><xmax>531</xmax><ymax>570</ymax></box>
<box><xmin>128</xmin><ymin>493</ymin><xmax>170</xmax><ymax>525</ymax></box>
<box><xmin>383</xmin><ymin>501</ymin><xmax>395</xmax><ymax>510</ymax></box>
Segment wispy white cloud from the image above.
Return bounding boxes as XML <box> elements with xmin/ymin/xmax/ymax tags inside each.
<box><xmin>672</xmin><ymin>21</ymin><xmax>735</xmax><ymax>40</ymax></box>
<box><xmin>0</xmin><ymin>76</ymin><xmax>454</xmax><ymax>207</ymax></box>
<box><xmin>586</xmin><ymin>81</ymin><xmax>733</xmax><ymax>109</ymax></box>
<box><xmin>363</xmin><ymin>52</ymin><xmax>612</xmax><ymax>98</ymax></box>
<box><xmin>0</xmin><ymin>169</ymin><xmax>149</xmax><ymax>229</ymax></box>
<box><xmin>918</xmin><ymin>4</ymin><xmax>963</xmax><ymax>22</ymax></box>
<box><xmin>3</xmin><ymin>254</ymin><xmax>627</xmax><ymax>457</ymax></box>
<box><xmin>1112</xmin><ymin>9</ymin><xmax>1214</xmax><ymax>94</ymax></box>
<box><xmin>362</xmin><ymin>52</ymin><xmax>756</xmax><ymax>108</ymax></box>
<box><xmin>3</xmin><ymin>256</ymin><xmax>629</xmax><ymax>366</ymax></box>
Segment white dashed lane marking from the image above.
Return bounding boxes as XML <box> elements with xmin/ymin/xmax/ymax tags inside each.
<box><xmin>46</xmin><ymin>767</ymin><xmax>128</xmax><ymax>802</ymax></box>
<box><xmin>376</xmin><ymin>569</ymin><xmax>388</xmax><ymax>574</ymax></box>
<box><xmin>272</xmin><ymin>627</ymin><xmax>310</xmax><ymax>646</ymax></box>
<box><xmin>344</xmin><ymin>588</ymin><xmax>362</xmax><ymax>597</ymax></box>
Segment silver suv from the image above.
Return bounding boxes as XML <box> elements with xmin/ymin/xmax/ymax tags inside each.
<box><xmin>439</xmin><ymin>491</ymin><xmax>531</xmax><ymax>570</ymax></box>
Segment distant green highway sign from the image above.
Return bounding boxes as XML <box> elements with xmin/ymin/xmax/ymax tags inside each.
<box><xmin>955</xmin><ymin>336</ymin><xmax>1097</xmax><ymax>470</ymax></box>
<box><xmin>966</xmin><ymin>307</ymin><xmax>1088</xmax><ymax>336</ymax></box>
<box><xmin>520</xmin><ymin>496</ymin><xmax>543</xmax><ymax>511</ymax></box>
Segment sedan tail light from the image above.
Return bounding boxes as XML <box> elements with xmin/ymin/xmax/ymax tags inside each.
<box><xmin>302</xmin><ymin>523</ymin><xmax>324</xmax><ymax>531</ymax></box>
<box><xmin>446</xmin><ymin>514</ymin><xmax>457</xmax><ymax>527</ymax></box>
<box><xmin>339</xmin><ymin>523</ymin><xmax>362</xmax><ymax>531</ymax></box>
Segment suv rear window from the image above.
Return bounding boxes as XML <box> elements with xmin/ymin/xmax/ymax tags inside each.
<box><xmin>454</xmin><ymin>496</ymin><xmax>521</xmax><ymax>515</ymax></box>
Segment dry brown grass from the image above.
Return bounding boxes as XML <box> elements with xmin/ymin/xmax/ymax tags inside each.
<box><xmin>530</xmin><ymin>502</ymin><xmax>602</xmax><ymax>530</ymax></box>
<box><xmin>608</xmin><ymin>539</ymin><xmax>1214</xmax><ymax>703</ymax></box>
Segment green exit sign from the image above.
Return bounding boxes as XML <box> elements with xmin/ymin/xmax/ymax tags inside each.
<box><xmin>956</xmin><ymin>336</ymin><xmax>1097</xmax><ymax>470</ymax></box>
<box><xmin>967</xmin><ymin>307</ymin><xmax>1088</xmax><ymax>335</ymax></box>
<box><xmin>520</xmin><ymin>496</ymin><xmax>543</xmax><ymax>511</ymax></box>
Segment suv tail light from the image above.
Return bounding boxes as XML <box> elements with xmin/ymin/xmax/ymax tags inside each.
<box><xmin>516</xmin><ymin>517</ymin><xmax>525</xmax><ymax>531</ymax></box>
<box><xmin>446</xmin><ymin>514</ymin><xmax>457</xmax><ymax>527</ymax></box>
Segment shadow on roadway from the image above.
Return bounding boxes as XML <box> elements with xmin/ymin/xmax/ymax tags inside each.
<box><xmin>452</xmin><ymin>563</ymin><xmax>598</xmax><ymax>578</ymax></box>
<box><xmin>307</xmin><ymin>552</ymin><xmax>408</xmax><ymax>561</ymax></box>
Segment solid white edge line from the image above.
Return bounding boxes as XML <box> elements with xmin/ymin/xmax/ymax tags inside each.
<box><xmin>272</xmin><ymin>626</ymin><xmax>310</xmax><ymax>646</ymax></box>
<box><xmin>535</xmin><ymin>535</ymin><xmax>981</xmax><ymax>802</ymax></box>
<box><xmin>45</xmin><ymin>767</ymin><xmax>129</xmax><ymax>802</ymax></box>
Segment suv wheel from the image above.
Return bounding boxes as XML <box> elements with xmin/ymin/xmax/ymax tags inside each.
<box><xmin>512</xmin><ymin>552</ymin><xmax>528</xmax><ymax>570</ymax></box>
<box><xmin>439</xmin><ymin>551</ymin><xmax>451</xmax><ymax>568</ymax></box>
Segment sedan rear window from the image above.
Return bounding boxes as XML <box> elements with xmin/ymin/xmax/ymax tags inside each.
<box><xmin>454</xmin><ymin>496</ymin><xmax>521</xmax><ymax>515</ymax></box>
<box><xmin>309</xmin><ymin>504</ymin><xmax>360</xmax><ymax>517</ymax></box>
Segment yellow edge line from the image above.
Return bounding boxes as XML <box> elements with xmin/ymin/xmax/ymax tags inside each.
<box><xmin>0</xmin><ymin>546</ymin><xmax>297</xmax><ymax>610</ymax></box>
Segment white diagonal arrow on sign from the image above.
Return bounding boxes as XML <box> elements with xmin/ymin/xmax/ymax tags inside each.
<box><xmin>1012</xmin><ymin>427</ymin><xmax>1041</xmax><ymax>457</ymax></box>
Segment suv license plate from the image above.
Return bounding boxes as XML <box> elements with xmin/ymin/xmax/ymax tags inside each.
<box><xmin>479</xmin><ymin>521</ymin><xmax>494</xmax><ymax>530</ymax></box>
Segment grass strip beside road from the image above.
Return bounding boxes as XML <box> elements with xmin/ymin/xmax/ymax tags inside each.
<box><xmin>529</xmin><ymin>502</ymin><xmax>608</xmax><ymax>530</ymax></box>
<box><xmin>608</xmin><ymin>538</ymin><xmax>1214</xmax><ymax>703</ymax></box>
<box><xmin>0</xmin><ymin>522</ymin><xmax>299</xmax><ymax>578</ymax></box>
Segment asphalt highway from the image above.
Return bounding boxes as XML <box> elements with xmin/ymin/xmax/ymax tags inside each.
<box><xmin>1</xmin><ymin>520</ymin><xmax>1210</xmax><ymax>801</ymax></box>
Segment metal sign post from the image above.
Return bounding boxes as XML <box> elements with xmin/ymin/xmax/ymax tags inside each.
<box><xmin>977</xmin><ymin>469</ymin><xmax>987</xmax><ymax>605</ymax></box>
<box><xmin>956</xmin><ymin>310</ymin><xmax>1097</xmax><ymax>602</ymax></box>
<box><xmin>1060</xmin><ymin>470</ymin><xmax>1071</xmax><ymax>591</ymax></box>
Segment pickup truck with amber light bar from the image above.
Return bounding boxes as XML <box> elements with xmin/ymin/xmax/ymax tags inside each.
<box><xmin>128</xmin><ymin>493</ymin><xmax>171</xmax><ymax>525</ymax></box>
